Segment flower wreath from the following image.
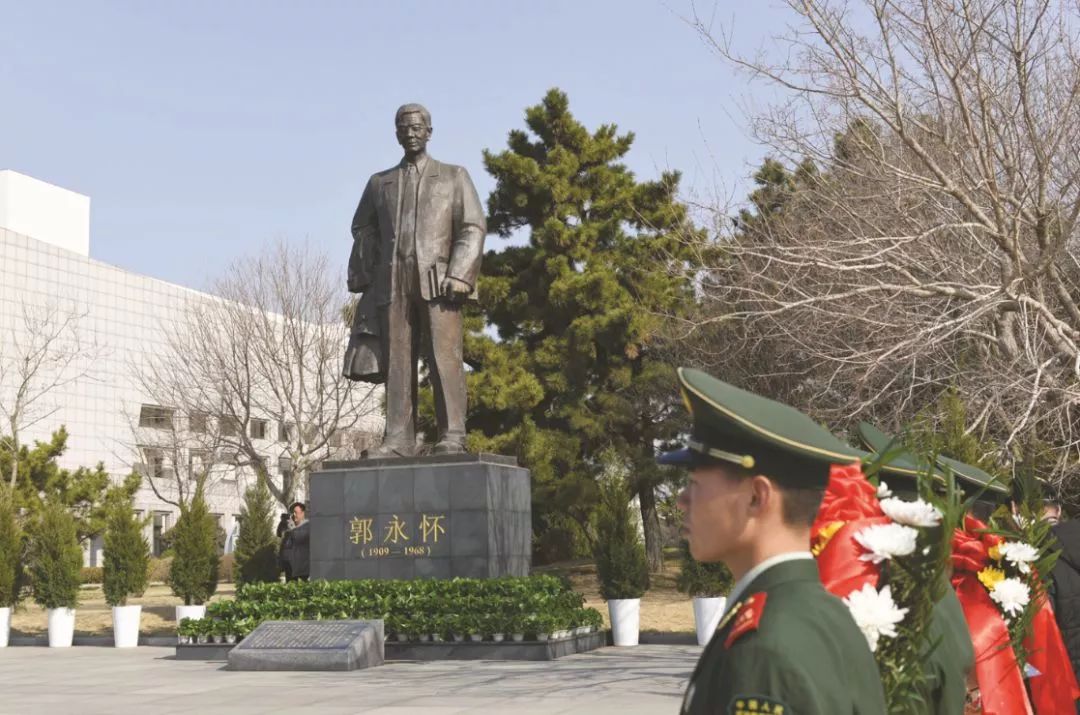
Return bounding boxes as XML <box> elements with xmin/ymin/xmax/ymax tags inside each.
<box><xmin>811</xmin><ymin>463</ymin><xmax>949</xmax><ymax>711</ymax></box>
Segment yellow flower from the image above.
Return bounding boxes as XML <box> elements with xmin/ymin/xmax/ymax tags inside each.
<box><xmin>813</xmin><ymin>521</ymin><xmax>845</xmax><ymax>556</ymax></box>
<box><xmin>978</xmin><ymin>567</ymin><xmax>1006</xmax><ymax>591</ymax></box>
<box><xmin>988</xmin><ymin>544</ymin><xmax>1002</xmax><ymax>562</ymax></box>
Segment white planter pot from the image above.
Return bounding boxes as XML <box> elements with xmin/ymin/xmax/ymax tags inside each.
<box><xmin>692</xmin><ymin>597</ymin><xmax>726</xmax><ymax>646</ymax></box>
<box><xmin>175</xmin><ymin>604</ymin><xmax>205</xmax><ymax>627</ymax></box>
<box><xmin>608</xmin><ymin>598</ymin><xmax>641</xmax><ymax>646</ymax></box>
<box><xmin>47</xmin><ymin>607</ymin><xmax>76</xmax><ymax>648</ymax></box>
<box><xmin>112</xmin><ymin>605</ymin><xmax>142</xmax><ymax>648</ymax></box>
<box><xmin>0</xmin><ymin>606</ymin><xmax>9</xmax><ymax>648</ymax></box>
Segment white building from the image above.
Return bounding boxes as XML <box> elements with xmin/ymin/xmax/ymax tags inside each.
<box><xmin>0</xmin><ymin>170</ymin><xmax>381</xmax><ymax>563</ymax></box>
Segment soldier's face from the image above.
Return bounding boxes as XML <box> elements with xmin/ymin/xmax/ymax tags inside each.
<box><xmin>677</xmin><ymin>464</ymin><xmax>754</xmax><ymax>564</ymax></box>
<box><xmin>396</xmin><ymin>113</ymin><xmax>431</xmax><ymax>155</ymax></box>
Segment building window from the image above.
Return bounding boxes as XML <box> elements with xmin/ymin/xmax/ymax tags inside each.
<box><xmin>152</xmin><ymin>511</ymin><xmax>169</xmax><ymax>556</ymax></box>
<box><xmin>139</xmin><ymin>405</ymin><xmax>174</xmax><ymax>430</ymax></box>
<box><xmin>220</xmin><ymin>416</ymin><xmax>241</xmax><ymax>437</ymax></box>
<box><xmin>188</xmin><ymin>449</ymin><xmax>210</xmax><ymax>476</ymax></box>
<box><xmin>139</xmin><ymin>447</ymin><xmax>165</xmax><ymax>478</ymax></box>
<box><xmin>189</xmin><ymin>413</ymin><xmax>209</xmax><ymax>434</ymax></box>
<box><xmin>328</xmin><ymin>430</ymin><xmax>343</xmax><ymax>448</ymax></box>
<box><xmin>250</xmin><ymin>419</ymin><xmax>268</xmax><ymax>440</ymax></box>
<box><xmin>277</xmin><ymin>421</ymin><xmax>294</xmax><ymax>443</ymax></box>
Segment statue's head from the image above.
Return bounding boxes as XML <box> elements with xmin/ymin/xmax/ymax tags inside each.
<box><xmin>395</xmin><ymin>103</ymin><xmax>432</xmax><ymax>158</ymax></box>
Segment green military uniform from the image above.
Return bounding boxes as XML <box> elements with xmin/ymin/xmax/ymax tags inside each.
<box><xmin>659</xmin><ymin>369</ymin><xmax>887</xmax><ymax>714</ymax></box>
<box><xmin>856</xmin><ymin>423</ymin><xmax>977</xmax><ymax>714</ymax></box>
<box><xmin>680</xmin><ymin>558</ymin><xmax>886</xmax><ymax>715</ymax></box>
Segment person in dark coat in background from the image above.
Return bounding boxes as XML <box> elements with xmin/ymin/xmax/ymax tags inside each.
<box><xmin>1050</xmin><ymin>506</ymin><xmax>1080</xmax><ymax>712</ymax></box>
<box><xmin>278</xmin><ymin>502</ymin><xmax>310</xmax><ymax>582</ymax></box>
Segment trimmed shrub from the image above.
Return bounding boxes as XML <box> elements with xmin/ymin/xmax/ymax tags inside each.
<box><xmin>0</xmin><ymin>486</ymin><xmax>25</xmax><ymax>608</ymax></box>
<box><xmin>28</xmin><ymin>501</ymin><xmax>83</xmax><ymax>610</ymax></box>
<box><xmin>80</xmin><ymin>567</ymin><xmax>103</xmax><ymax>584</ymax></box>
<box><xmin>593</xmin><ymin>477</ymin><xmax>650</xmax><ymax>600</ymax></box>
<box><xmin>234</xmin><ymin>479</ymin><xmax>279</xmax><ymax>584</ymax></box>
<box><xmin>102</xmin><ymin>500</ymin><xmax>150</xmax><ymax>606</ymax></box>
<box><xmin>675</xmin><ymin>540</ymin><xmax>732</xmax><ymax>597</ymax></box>
<box><xmin>167</xmin><ymin>490</ymin><xmax>218</xmax><ymax>605</ymax></box>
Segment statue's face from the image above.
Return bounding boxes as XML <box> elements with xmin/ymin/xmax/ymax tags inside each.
<box><xmin>396</xmin><ymin>113</ymin><xmax>431</xmax><ymax>155</ymax></box>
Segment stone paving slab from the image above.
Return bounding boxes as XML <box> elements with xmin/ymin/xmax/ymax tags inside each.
<box><xmin>0</xmin><ymin>644</ymin><xmax>700</xmax><ymax>715</ymax></box>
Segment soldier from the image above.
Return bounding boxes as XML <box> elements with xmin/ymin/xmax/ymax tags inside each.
<box><xmin>659</xmin><ymin>368</ymin><xmax>885</xmax><ymax>715</ymax></box>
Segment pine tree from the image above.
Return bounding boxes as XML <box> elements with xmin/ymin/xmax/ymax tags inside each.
<box><xmin>0</xmin><ymin>428</ymin><xmax>139</xmax><ymax>545</ymax></box>
<box><xmin>168</xmin><ymin>489</ymin><xmax>218</xmax><ymax>605</ymax></box>
<box><xmin>460</xmin><ymin>89</ymin><xmax>705</xmax><ymax>568</ymax></box>
<box><xmin>102</xmin><ymin>495</ymin><xmax>150</xmax><ymax>607</ymax></box>
<box><xmin>593</xmin><ymin>476</ymin><xmax>650</xmax><ymax>600</ymax></box>
<box><xmin>234</xmin><ymin>477</ymin><xmax>279</xmax><ymax>584</ymax></box>
<box><xmin>28</xmin><ymin>501</ymin><xmax>82</xmax><ymax>610</ymax></box>
<box><xmin>0</xmin><ymin>486</ymin><xmax>25</xmax><ymax>608</ymax></box>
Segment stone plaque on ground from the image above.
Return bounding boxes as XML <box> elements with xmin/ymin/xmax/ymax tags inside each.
<box><xmin>227</xmin><ymin>620</ymin><xmax>384</xmax><ymax>671</ymax></box>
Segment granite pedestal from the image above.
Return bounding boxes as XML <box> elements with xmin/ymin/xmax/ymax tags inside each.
<box><xmin>309</xmin><ymin>453</ymin><xmax>531</xmax><ymax>580</ymax></box>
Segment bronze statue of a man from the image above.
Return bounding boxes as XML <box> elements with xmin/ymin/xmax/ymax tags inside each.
<box><xmin>346</xmin><ymin>104</ymin><xmax>486</xmax><ymax>457</ymax></box>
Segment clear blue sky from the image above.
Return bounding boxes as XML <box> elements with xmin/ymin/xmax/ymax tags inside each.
<box><xmin>0</xmin><ymin>0</ymin><xmax>788</xmax><ymax>291</ymax></box>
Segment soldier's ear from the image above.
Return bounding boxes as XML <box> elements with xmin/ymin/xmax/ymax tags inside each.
<box><xmin>747</xmin><ymin>474</ymin><xmax>772</xmax><ymax>513</ymax></box>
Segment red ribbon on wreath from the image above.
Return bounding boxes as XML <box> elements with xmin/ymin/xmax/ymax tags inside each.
<box><xmin>1025</xmin><ymin>583</ymin><xmax>1080</xmax><ymax>713</ymax></box>
<box><xmin>812</xmin><ymin>463</ymin><xmax>889</xmax><ymax>596</ymax></box>
<box><xmin>951</xmin><ymin>516</ymin><xmax>1032</xmax><ymax>715</ymax></box>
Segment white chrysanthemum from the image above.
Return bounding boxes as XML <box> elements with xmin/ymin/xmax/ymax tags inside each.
<box><xmin>999</xmin><ymin>542</ymin><xmax>1039</xmax><ymax>574</ymax></box>
<box><xmin>879</xmin><ymin>498</ymin><xmax>943</xmax><ymax>528</ymax></box>
<box><xmin>843</xmin><ymin>584</ymin><xmax>908</xmax><ymax>653</ymax></box>
<box><xmin>877</xmin><ymin>481</ymin><xmax>893</xmax><ymax>499</ymax></box>
<box><xmin>854</xmin><ymin>523</ymin><xmax>919</xmax><ymax>564</ymax></box>
<box><xmin>990</xmin><ymin>578</ymin><xmax>1031</xmax><ymax>617</ymax></box>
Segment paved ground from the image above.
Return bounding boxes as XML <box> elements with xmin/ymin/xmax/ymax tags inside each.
<box><xmin>0</xmin><ymin>644</ymin><xmax>699</xmax><ymax>715</ymax></box>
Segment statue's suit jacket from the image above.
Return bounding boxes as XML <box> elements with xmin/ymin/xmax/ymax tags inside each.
<box><xmin>349</xmin><ymin>158</ymin><xmax>486</xmax><ymax>308</ymax></box>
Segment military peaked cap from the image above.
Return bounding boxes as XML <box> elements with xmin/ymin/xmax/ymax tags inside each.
<box><xmin>658</xmin><ymin>368</ymin><xmax>867</xmax><ymax>486</ymax></box>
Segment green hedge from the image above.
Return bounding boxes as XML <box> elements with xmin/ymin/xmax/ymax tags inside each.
<box><xmin>198</xmin><ymin>576</ymin><xmax>603</xmax><ymax>641</ymax></box>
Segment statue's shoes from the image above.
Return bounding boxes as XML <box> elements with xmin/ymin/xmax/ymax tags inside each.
<box><xmin>366</xmin><ymin>442</ymin><xmax>415</xmax><ymax>458</ymax></box>
<box><xmin>432</xmin><ymin>440</ymin><xmax>466</xmax><ymax>455</ymax></box>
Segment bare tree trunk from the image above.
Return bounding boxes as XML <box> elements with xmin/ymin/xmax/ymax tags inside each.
<box><xmin>637</xmin><ymin>482</ymin><xmax>664</xmax><ymax>573</ymax></box>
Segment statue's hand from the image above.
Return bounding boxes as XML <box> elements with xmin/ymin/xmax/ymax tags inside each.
<box><xmin>440</xmin><ymin>276</ymin><xmax>472</xmax><ymax>301</ymax></box>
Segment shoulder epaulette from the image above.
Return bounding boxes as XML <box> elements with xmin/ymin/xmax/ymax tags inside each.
<box><xmin>724</xmin><ymin>592</ymin><xmax>767</xmax><ymax>649</ymax></box>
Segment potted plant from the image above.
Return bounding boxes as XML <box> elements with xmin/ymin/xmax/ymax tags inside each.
<box><xmin>466</xmin><ymin>613</ymin><xmax>484</xmax><ymax>642</ymax></box>
<box><xmin>168</xmin><ymin>490</ymin><xmax>219</xmax><ymax>625</ymax></box>
<box><xmin>534</xmin><ymin>614</ymin><xmax>554</xmax><ymax>642</ymax></box>
<box><xmin>509</xmin><ymin>614</ymin><xmax>526</xmax><ymax>642</ymax></box>
<box><xmin>224</xmin><ymin>619</ymin><xmax>239</xmax><ymax>645</ymax></box>
<box><xmin>103</xmin><ymin>497</ymin><xmax>151</xmax><ymax>648</ymax></box>
<box><xmin>214</xmin><ymin>619</ymin><xmax>230</xmax><ymax>644</ymax></box>
<box><xmin>446</xmin><ymin>614</ymin><xmax>465</xmax><ymax>642</ymax></box>
<box><xmin>675</xmin><ymin>539</ymin><xmax>732</xmax><ymax>645</ymax></box>
<box><xmin>233</xmin><ymin>478</ymin><xmax>279</xmax><ymax>585</ymax></box>
<box><xmin>0</xmin><ymin>486</ymin><xmax>25</xmax><ymax>648</ymax></box>
<box><xmin>487</xmin><ymin>613</ymin><xmax>507</xmax><ymax>642</ymax></box>
<box><xmin>177</xmin><ymin>618</ymin><xmax>194</xmax><ymax>645</ymax></box>
<box><xmin>593</xmin><ymin>477</ymin><xmax>650</xmax><ymax>646</ymax></box>
<box><xmin>195</xmin><ymin>619</ymin><xmax>211</xmax><ymax>644</ymax></box>
<box><xmin>28</xmin><ymin>501</ymin><xmax>83</xmax><ymax>647</ymax></box>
